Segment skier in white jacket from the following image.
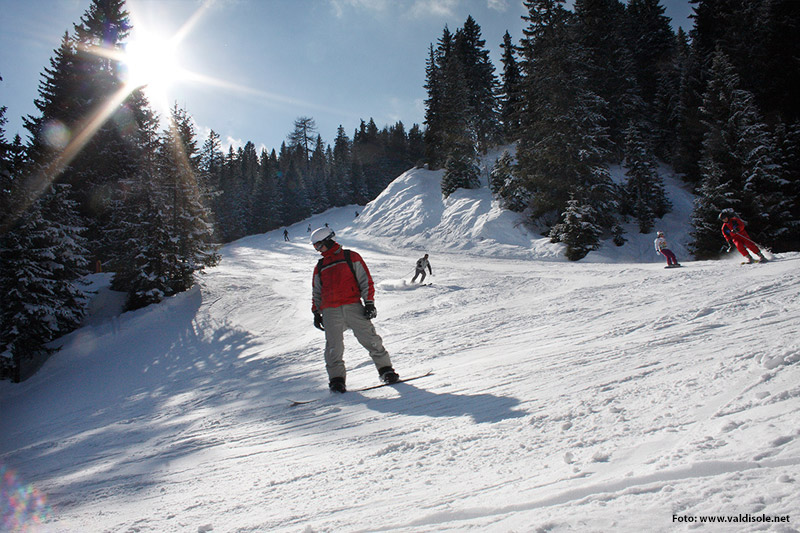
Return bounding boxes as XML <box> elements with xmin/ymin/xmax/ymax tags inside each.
<box><xmin>654</xmin><ymin>231</ymin><xmax>680</xmax><ymax>268</ymax></box>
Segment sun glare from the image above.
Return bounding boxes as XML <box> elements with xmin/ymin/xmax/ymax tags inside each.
<box><xmin>122</xmin><ymin>32</ymin><xmax>183</xmax><ymax>109</ymax></box>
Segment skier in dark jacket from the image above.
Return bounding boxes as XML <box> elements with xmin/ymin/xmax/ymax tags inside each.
<box><xmin>719</xmin><ymin>209</ymin><xmax>767</xmax><ymax>264</ymax></box>
<box><xmin>411</xmin><ymin>253</ymin><xmax>432</xmax><ymax>283</ymax></box>
<box><xmin>310</xmin><ymin>227</ymin><xmax>399</xmax><ymax>392</ymax></box>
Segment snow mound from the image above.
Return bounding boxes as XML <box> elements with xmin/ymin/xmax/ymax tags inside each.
<box><xmin>352</xmin><ymin>167</ymin><xmax>564</xmax><ymax>260</ymax></box>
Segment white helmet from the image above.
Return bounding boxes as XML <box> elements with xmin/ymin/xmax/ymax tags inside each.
<box><xmin>310</xmin><ymin>227</ymin><xmax>335</xmax><ymax>245</ymax></box>
<box><xmin>657</xmin><ymin>231</ymin><xmax>664</xmax><ymax>237</ymax></box>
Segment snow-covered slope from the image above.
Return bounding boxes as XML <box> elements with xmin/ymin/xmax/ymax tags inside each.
<box><xmin>1</xmin><ymin>167</ymin><xmax>799</xmax><ymax>532</ymax></box>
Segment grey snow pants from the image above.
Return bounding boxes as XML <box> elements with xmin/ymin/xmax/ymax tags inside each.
<box><xmin>322</xmin><ymin>303</ymin><xmax>392</xmax><ymax>381</ymax></box>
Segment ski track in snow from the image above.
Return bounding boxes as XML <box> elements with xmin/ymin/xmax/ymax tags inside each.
<box><xmin>1</xmin><ymin>167</ymin><xmax>799</xmax><ymax>532</ymax></box>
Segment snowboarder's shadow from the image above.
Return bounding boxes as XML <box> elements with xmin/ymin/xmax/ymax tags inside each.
<box><xmin>356</xmin><ymin>382</ymin><xmax>526</xmax><ymax>423</ymax></box>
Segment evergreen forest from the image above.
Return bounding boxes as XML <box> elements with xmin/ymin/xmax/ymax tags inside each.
<box><xmin>1</xmin><ymin>0</ymin><xmax>799</xmax><ymax>380</ymax></box>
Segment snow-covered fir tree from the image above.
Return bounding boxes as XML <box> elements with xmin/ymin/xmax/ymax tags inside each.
<box><xmin>490</xmin><ymin>150</ymin><xmax>528</xmax><ymax>212</ymax></box>
<box><xmin>516</xmin><ymin>0</ymin><xmax>613</xmax><ymax>228</ymax></box>
<box><xmin>689</xmin><ymin>160</ymin><xmax>733</xmax><ymax>259</ymax></box>
<box><xmin>691</xmin><ymin>50</ymin><xmax>786</xmax><ymax>255</ymax></box>
<box><xmin>549</xmin><ymin>195</ymin><xmax>602</xmax><ymax>261</ymax></box>
<box><xmin>574</xmin><ymin>0</ymin><xmax>642</xmax><ymax>157</ymax></box>
<box><xmin>622</xmin><ymin>121</ymin><xmax>670</xmax><ymax>233</ymax></box>
<box><xmin>0</xmin><ymin>183</ymin><xmax>87</xmax><ymax>381</ymax></box>
<box><xmin>498</xmin><ymin>31</ymin><xmax>522</xmax><ymax>143</ymax></box>
<box><xmin>441</xmin><ymin>142</ymin><xmax>480</xmax><ymax>198</ymax></box>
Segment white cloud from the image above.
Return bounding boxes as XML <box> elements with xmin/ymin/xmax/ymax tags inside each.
<box><xmin>410</xmin><ymin>0</ymin><xmax>460</xmax><ymax>18</ymax></box>
<box><xmin>487</xmin><ymin>0</ymin><xmax>508</xmax><ymax>12</ymax></box>
<box><xmin>225</xmin><ymin>135</ymin><xmax>244</xmax><ymax>151</ymax></box>
<box><xmin>329</xmin><ymin>0</ymin><xmax>391</xmax><ymax>18</ymax></box>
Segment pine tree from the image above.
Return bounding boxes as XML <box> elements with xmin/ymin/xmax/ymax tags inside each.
<box><xmin>330</xmin><ymin>125</ymin><xmax>354</xmax><ymax>205</ymax></box>
<box><xmin>252</xmin><ymin>148</ymin><xmax>282</xmax><ymax>232</ymax></box>
<box><xmin>441</xmin><ymin>142</ymin><xmax>480</xmax><ymax>198</ymax></box>
<box><xmin>158</xmin><ymin>105</ymin><xmax>219</xmax><ymax>293</ymax></box>
<box><xmin>281</xmin><ymin>157</ymin><xmax>312</xmax><ymax>223</ymax></box>
<box><xmin>453</xmin><ymin>16</ymin><xmax>501</xmax><ymax>152</ymax></box>
<box><xmin>113</xmin><ymin>104</ymin><xmax>218</xmax><ymax>309</ymax></box>
<box><xmin>407</xmin><ymin>124</ymin><xmax>426</xmax><ymax>167</ymax></box>
<box><xmin>349</xmin><ymin>155</ymin><xmax>369</xmax><ymax>206</ymax></box>
<box><xmin>287</xmin><ymin>117</ymin><xmax>318</xmax><ymax>171</ymax></box>
<box><xmin>692</xmin><ymin>0</ymin><xmax>800</xmax><ymax>125</ymax></box>
<box><xmin>622</xmin><ymin>121</ymin><xmax>670</xmax><ymax>233</ymax></box>
<box><xmin>308</xmin><ymin>135</ymin><xmax>330</xmax><ymax>214</ymax></box>
<box><xmin>353</xmin><ymin>118</ymin><xmax>385</xmax><ymax>198</ymax></box>
<box><xmin>423</xmin><ymin>31</ymin><xmax>450</xmax><ymax>168</ymax></box>
<box><xmin>694</xmin><ymin>50</ymin><xmax>786</xmax><ymax>252</ymax></box>
<box><xmin>0</xmin><ymin>183</ymin><xmax>87</xmax><ymax>381</ymax></box>
<box><xmin>667</xmin><ymin>28</ymin><xmax>704</xmax><ymax>181</ymax></box>
<box><xmin>689</xmin><ymin>160</ymin><xmax>731</xmax><ymax>259</ymax></box>
<box><xmin>734</xmin><ymin>93</ymin><xmax>787</xmax><ymax>245</ymax></box>
<box><xmin>490</xmin><ymin>150</ymin><xmax>528</xmax><ymax>212</ymax></box>
<box><xmin>574</xmin><ymin>0</ymin><xmax>642</xmax><ymax>157</ymax></box>
<box><xmin>0</xmin><ymin>94</ymin><xmax>11</xmax><ymax>228</ymax></box>
<box><xmin>517</xmin><ymin>0</ymin><xmax>611</xmax><ymax>224</ymax></box>
<box><xmin>499</xmin><ymin>31</ymin><xmax>523</xmax><ymax>142</ymax></box>
<box><xmin>549</xmin><ymin>195</ymin><xmax>602</xmax><ymax>260</ymax></box>
<box><xmin>624</xmin><ymin>0</ymin><xmax>675</xmax><ymax>113</ymax></box>
<box><xmin>775</xmin><ymin>121</ymin><xmax>800</xmax><ymax>250</ymax></box>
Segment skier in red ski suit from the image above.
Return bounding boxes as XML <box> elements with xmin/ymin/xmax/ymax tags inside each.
<box><xmin>719</xmin><ymin>210</ymin><xmax>766</xmax><ymax>263</ymax></box>
<box><xmin>310</xmin><ymin>227</ymin><xmax>399</xmax><ymax>392</ymax></box>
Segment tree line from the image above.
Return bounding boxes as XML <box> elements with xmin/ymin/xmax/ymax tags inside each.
<box><xmin>205</xmin><ymin>117</ymin><xmax>425</xmax><ymax>243</ymax></box>
<box><xmin>426</xmin><ymin>0</ymin><xmax>799</xmax><ymax>260</ymax></box>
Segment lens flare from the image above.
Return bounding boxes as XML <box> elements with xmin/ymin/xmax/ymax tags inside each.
<box><xmin>1</xmin><ymin>464</ymin><xmax>51</xmax><ymax>530</ymax></box>
<box><xmin>42</xmin><ymin>120</ymin><xmax>71</xmax><ymax>150</ymax></box>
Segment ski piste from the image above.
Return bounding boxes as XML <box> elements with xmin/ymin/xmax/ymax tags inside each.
<box><xmin>288</xmin><ymin>370</ymin><xmax>434</xmax><ymax>407</ymax></box>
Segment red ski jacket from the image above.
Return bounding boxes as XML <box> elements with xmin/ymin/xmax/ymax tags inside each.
<box><xmin>311</xmin><ymin>244</ymin><xmax>375</xmax><ymax>313</ymax></box>
<box><xmin>721</xmin><ymin>216</ymin><xmax>749</xmax><ymax>243</ymax></box>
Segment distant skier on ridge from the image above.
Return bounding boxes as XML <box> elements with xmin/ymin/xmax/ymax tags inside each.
<box><xmin>719</xmin><ymin>209</ymin><xmax>767</xmax><ymax>264</ymax></box>
<box><xmin>310</xmin><ymin>227</ymin><xmax>399</xmax><ymax>393</ymax></box>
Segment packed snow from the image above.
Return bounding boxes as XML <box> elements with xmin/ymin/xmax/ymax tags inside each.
<box><xmin>2</xmin><ymin>165</ymin><xmax>799</xmax><ymax>532</ymax></box>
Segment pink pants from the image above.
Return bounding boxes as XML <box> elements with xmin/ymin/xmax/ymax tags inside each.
<box><xmin>660</xmin><ymin>249</ymin><xmax>678</xmax><ymax>265</ymax></box>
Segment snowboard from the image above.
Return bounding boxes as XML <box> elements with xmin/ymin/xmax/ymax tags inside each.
<box><xmin>664</xmin><ymin>264</ymin><xmax>683</xmax><ymax>269</ymax></box>
<box><xmin>288</xmin><ymin>370</ymin><xmax>434</xmax><ymax>407</ymax></box>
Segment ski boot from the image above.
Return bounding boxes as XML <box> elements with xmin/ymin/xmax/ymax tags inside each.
<box><xmin>329</xmin><ymin>377</ymin><xmax>346</xmax><ymax>393</ymax></box>
<box><xmin>757</xmin><ymin>252</ymin><xmax>768</xmax><ymax>263</ymax></box>
<box><xmin>378</xmin><ymin>366</ymin><xmax>400</xmax><ymax>384</ymax></box>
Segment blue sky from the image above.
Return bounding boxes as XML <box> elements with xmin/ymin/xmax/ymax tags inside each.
<box><xmin>0</xmin><ymin>0</ymin><xmax>694</xmax><ymax>154</ymax></box>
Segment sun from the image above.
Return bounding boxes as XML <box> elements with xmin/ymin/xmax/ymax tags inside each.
<box><xmin>121</xmin><ymin>30</ymin><xmax>183</xmax><ymax>110</ymax></box>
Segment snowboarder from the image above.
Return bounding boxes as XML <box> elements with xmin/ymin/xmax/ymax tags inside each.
<box><xmin>310</xmin><ymin>227</ymin><xmax>399</xmax><ymax>393</ymax></box>
<box><xmin>307</xmin><ymin>224</ymin><xmax>312</xmax><ymax>233</ymax></box>
<box><xmin>283</xmin><ymin>229</ymin><xmax>290</xmax><ymax>242</ymax></box>
<box><xmin>411</xmin><ymin>253</ymin><xmax>432</xmax><ymax>283</ymax></box>
<box><xmin>719</xmin><ymin>209</ymin><xmax>767</xmax><ymax>264</ymax></box>
<box><xmin>654</xmin><ymin>231</ymin><xmax>680</xmax><ymax>267</ymax></box>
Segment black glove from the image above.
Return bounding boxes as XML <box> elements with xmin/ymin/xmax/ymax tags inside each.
<box><xmin>313</xmin><ymin>311</ymin><xmax>324</xmax><ymax>331</ymax></box>
<box><xmin>364</xmin><ymin>301</ymin><xmax>377</xmax><ymax>319</ymax></box>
